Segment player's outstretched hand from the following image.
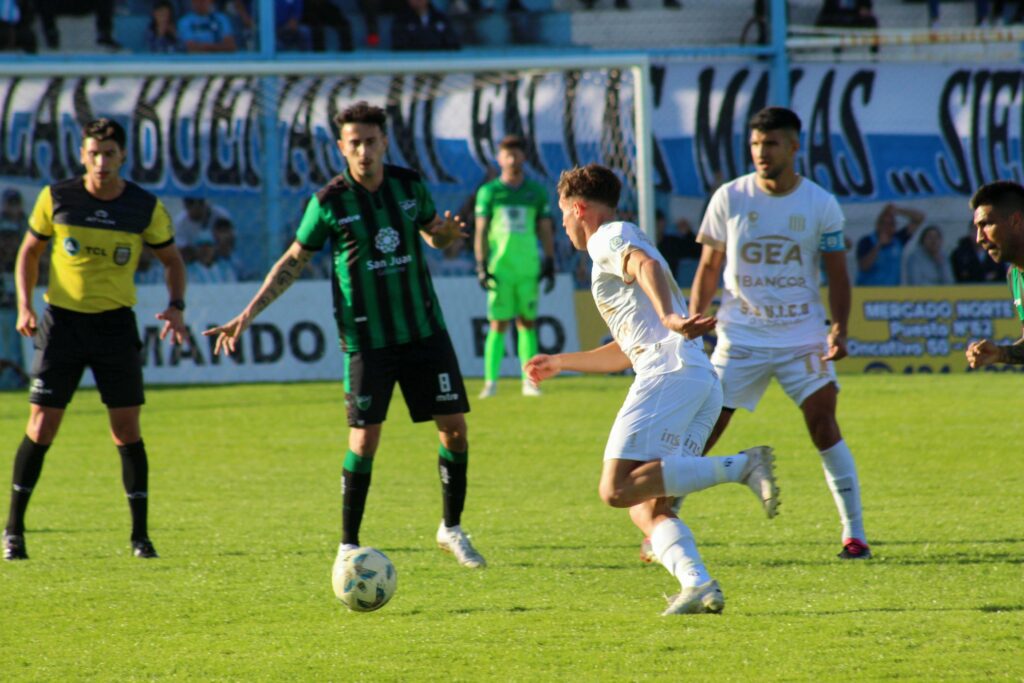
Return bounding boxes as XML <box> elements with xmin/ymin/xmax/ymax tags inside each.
<box><xmin>203</xmin><ymin>312</ymin><xmax>252</xmax><ymax>355</ymax></box>
<box><xmin>524</xmin><ymin>354</ymin><xmax>562</xmax><ymax>384</ymax></box>
<box><xmin>966</xmin><ymin>339</ymin><xmax>1000</xmax><ymax>368</ymax></box>
<box><xmin>662</xmin><ymin>313</ymin><xmax>717</xmax><ymax>340</ymax></box>
<box><xmin>156</xmin><ymin>307</ymin><xmax>188</xmax><ymax>345</ymax></box>
<box><xmin>822</xmin><ymin>328</ymin><xmax>848</xmax><ymax>362</ymax></box>
<box><xmin>429</xmin><ymin>210</ymin><xmax>468</xmax><ymax>249</ymax></box>
<box><xmin>15</xmin><ymin>306</ymin><xmax>37</xmax><ymax>337</ymax></box>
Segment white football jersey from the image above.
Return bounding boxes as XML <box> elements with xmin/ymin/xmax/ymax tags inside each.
<box><xmin>698</xmin><ymin>174</ymin><xmax>845</xmax><ymax>348</ymax></box>
<box><xmin>588</xmin><ymin>221</ymin><xmax>712</xmax><ymax>377</ymax></box>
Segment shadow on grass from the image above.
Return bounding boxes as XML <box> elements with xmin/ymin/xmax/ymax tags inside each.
<box><xmin>753</xmin><ymin>553</ymin><xmax>1023</xmax><ymax>568</ymax></box>
<box><xmin>396</xmin><ymin>605</ymin><xmax>555</xmax><ymax>617</ymax></box>
<box><xmin>774</xmin><ymin>604</ymin><xmax>1024</xmax><ymax>616</ymax></box>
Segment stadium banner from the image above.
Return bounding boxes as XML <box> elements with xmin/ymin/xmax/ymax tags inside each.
<box><xmin>0</xmin><ymin>63</ymin><xmax>1015</xmax><ymax>205</ymax></box>
<box><xmin>20</xmin><ymin>275</ymin><xmax>579</xmax><ymax>385</ymax></box>
<box><xmin>575</xmin><ymin>285</ymin><xmax>1021</xmax><ymax>375</ymax></box>
<box><xmin>844</xmin><ymin>284</ymin><xmax>1022</xmax><ymax>374</ymax></box>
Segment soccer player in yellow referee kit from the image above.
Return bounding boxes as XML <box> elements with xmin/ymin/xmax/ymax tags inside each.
<box><xmin>3</xmin><ymin>118</ymin><xmax>187</xmax><ymax>561</ymax></box>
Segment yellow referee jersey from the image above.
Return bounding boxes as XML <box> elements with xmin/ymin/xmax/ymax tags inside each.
<box><xmin>29</xmin><ymin>178</ymin><xmax>174</xmax><ymax>313</ymax></box>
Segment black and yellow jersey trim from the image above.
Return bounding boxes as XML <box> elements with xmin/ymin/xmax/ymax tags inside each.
<box><xmin>30</xmin><ymin>178</ymin><xmax>174</xmax><ymax>313</ymax></box>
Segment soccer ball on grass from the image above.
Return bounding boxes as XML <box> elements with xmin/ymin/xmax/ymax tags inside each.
<box><xmin>332</xmin><ymin>546</ymin><xmax>397</xmax><ymax>612</ymax></box>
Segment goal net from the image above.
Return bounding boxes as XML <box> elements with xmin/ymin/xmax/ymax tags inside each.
<box><xmin>0</xmin><ymin>56</ymin><xmax>653</xmax><ymax>279</ymax></box>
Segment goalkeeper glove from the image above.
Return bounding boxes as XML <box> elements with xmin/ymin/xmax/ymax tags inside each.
<box><xmin>539</xmin><ymin>256</ymin><xmax>555</xmax><ymax>294</ymax></box>
<box><xmin>476</xmin><ymin>264</ymin><xmax>496</xmax><ymax>291</ymax></box>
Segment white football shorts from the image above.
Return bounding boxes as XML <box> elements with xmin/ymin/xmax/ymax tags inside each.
<box><xmin>710</xmin><ymin>341</ymin><xmax>838</xmax><ymax>412</ymax></box>
<box><xmin>604</xmin><ymin>364</ymin><xmax>723</xmax><ymax>462</ymax></box>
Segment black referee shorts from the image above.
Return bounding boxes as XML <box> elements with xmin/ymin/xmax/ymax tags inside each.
<box><xmin>344</xmin><ymin>332</ymin><xmax>470</xmax><ymax>427</ymax></box>
<box><xmin>29</xmin><ymin>305</ymin><xmax>145</xmax><ymax>409</ymax></box>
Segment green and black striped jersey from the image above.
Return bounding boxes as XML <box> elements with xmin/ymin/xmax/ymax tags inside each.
<box><xmin>1009</xmin><ymin>266</ymin><xmax>1024</xmax><ymax>323</ymax></box>
<box><xmin>296</xmin><ymin>165</ymin><xmax>446</xmax><ymax>352</ymax></box>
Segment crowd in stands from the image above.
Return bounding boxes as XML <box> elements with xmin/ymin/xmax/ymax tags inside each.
<box><xmin>5</xmin><ymin>0</ymin><xmax>1024</xmax><ymax>55</ymax></box>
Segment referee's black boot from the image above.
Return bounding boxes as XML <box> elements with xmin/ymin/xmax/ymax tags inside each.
<box><xmin>3</xmin><ymin>532</ymin><xmax>28</xmax><ymax>560</ymax></box>
<box><xmin>131</xmin><ymin>537</ymin><xmax>159</xmax><ymax>559</ymax></box>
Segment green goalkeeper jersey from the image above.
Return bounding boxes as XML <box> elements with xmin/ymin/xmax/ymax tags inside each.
<box><xmin>296</xmin><ymin>165</ymin><xmax>447</xmax><ymax>352</ymax></box>
<box><xmin>475</xmin><ymin>177</ymin><xmax>551</xmax><ymax>278</ymax></box>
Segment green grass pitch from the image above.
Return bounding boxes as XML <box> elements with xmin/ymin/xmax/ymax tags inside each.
<box><xmin>0</xmin><ymin>375</ymin><xmax>1021</xmax><ymax>681</ymax></box>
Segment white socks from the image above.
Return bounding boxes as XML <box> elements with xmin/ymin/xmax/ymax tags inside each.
<box><xmin>820</xmin><ymin>439</ymin><xmax>866</xmax><ymax>542</ymax></box>
<box><xmin>650</xmin><ymin>517</ymin><xmax>710</xmax><ymax>588</ymax></box>
<box><xmin>660</xmin><ymin>453</ymin><xmax>748</xmax><ymax>497</ymax></box>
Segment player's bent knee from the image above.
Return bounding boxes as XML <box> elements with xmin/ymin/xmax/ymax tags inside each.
<box><xmin>598</xmin><ymin>484</ymin><xmax>632</xmax><ymax>508</ymax></box>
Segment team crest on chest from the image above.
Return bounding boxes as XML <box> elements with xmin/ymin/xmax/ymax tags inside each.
<box><xmin>789</xmin><ymin>215</ymin><xmax>806</xmax><ymax>232</ymax></box>
<box><xmin>399</xmin><ymin>199</ymin><xmax>417</xmax><ymax>219</ymax></box>
<box><xmin>63</xmin><ymin>237</ymin><xmax>80</xmax><ymax>256</ymax></box>
<box><xmin>375</xmin><ymin>226</ymin><xmax>401</xmax><ymax>254</ymax></box>
<box><xmin>748</xmin><ymin>211</ymin><xmax>759</xmax><ymax>223</ymax></box>
<box><xmin>113</xmin><ymin>243</ymin><xmax>132</xmax><ymax>266</ymax></box>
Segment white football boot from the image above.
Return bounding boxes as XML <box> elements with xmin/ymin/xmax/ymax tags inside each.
<box><xmin>436</xmin><ymin>521</ymin><xmax>487</xmax><ymax>568</ymax></box>
<box><xmin>521</xmin><ymin>379</ymin><xmax>542</xmax><ymax>397</ymax></box>
<box><xmin>661</xmin><ymin>579</ymin><xmax>725</xmax><ymax>615</ymax></box>
<box><xmin>478</xmin><ymin>381</ymin><xmax>497</xmax><ymax>399</ymax></box>
<box><xmin>739</xmin><ymin>446</ymin><xmax>780</xmax><ymax>518</ymax></box>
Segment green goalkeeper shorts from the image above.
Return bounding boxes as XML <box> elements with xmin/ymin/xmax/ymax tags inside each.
<box><xmin>486</xmin><ymin>272</ymin><xmax>539</xmax><ymax>322</ymax></box>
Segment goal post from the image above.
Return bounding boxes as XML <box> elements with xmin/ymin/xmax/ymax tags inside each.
<box><xmin>0</xmin><ymin>54</ymin><xmax>657</xmax><ymax>273</ymax></box>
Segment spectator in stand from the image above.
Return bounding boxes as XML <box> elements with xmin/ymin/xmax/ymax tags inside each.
<box><xmin>950</xmin><ymin>220</ymin><xmax>1006</xmax><ymax>282</ymax></box>
<box><xmin>391</xmin><ymin>0</ymin><xmax>460</xmax><ymax>50</ymax></box>
<box><xmin>0</xmin><ymin>0</ymin><xmax>19</xmax><ymax>51</ymax></box>
<box><xmin>225</xmin><ymin>0</ymin><xmax>255</xmax><ymax>48</ymax></box>
<box><xmin>275</xmin><ymin>0</ymin><xmax>312</xmax><ymax>50</ymax></box>
<box><xmin>187</xmin><ymin>232</ymin><xmax>239</xmax><ymax>284</ymax></box>
<box><xmin>146</xmin><ymin>1</ymin><xmax>183</xmax><ymax>53</ymax></box>
<box><xmin>35</xmin><ymin>0</ymin><xmax>120</xmax><ymax>50</ymax></box>
<box><xmin>856</xmin><ymin>202</ymin><xmax>925</xmax><ymax>286</ymax></box>
<box><xmin>174</xmin><ymin>197</ymin><xmax>233</xmax><ymax>262</ymax></box>
<box><xmin>0</xmin><ymin>188</ymin><xmax>28</xmax><ymax>234</ymax></box>
<box><xmin>1</xmin><ymin>0</ymin><xmax>36</xmax><ymax>53</ymax></box>
<box><xmin>211</xmin><ymin>216</ymin><xmax>251</xmax><ymax>280</ymax></box>
<box><xmin>0</xmin><ymin>223</ymin><xmax>26</xmax><ymax>388</ymax></box>
<box><xmin>134</xmin><ymin>246</ymin><xmax>164</xmax><ymax>286</ymax></box>
<box><xmin>179</xmin><ymin>0</ymin><xmax>238</xmax><ymax>53</ymax></box>
<box><xmin>656</xmin><ymin>211</ymin><xmax>701</xmax><ymax>285</ymax></box>
<box><xmin>904</xmin><ymin>225</ymin><xmax>953</xmax><ymax>285</ymax></box>
<box><xmin>815</xmin><ymin>0</ymin><xmax>878</xmax><ymax>28</ymax></box>
<box><xmin>928</xmin><ymin>1</ymin><xmax>1024</xmax><ymax>27</ymax></box>
<box><xmin>578</xmin><ymin>0</ymin><xmax>681</xmax><ymax>9</ymax></box>
<box><xmin>301</xmin><ymin>0</ymin><xmax>354</xmax><ymax>51</ymax></box>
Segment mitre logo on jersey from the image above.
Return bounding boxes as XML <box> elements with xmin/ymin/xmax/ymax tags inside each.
<box><xmin>63</xmin><ymin>237</ymin><xmax>80</xmax><ymax>256</ymax></box>
<box><xmin>399</xmin><ymin>199</ymin><xmax>417</xmax><ymax>219</ymax></box>
<box><xmin>375</xmin><ymin>227</ymin><xmax>401</xmax><ymax>254</ymax></box>
<box><xmin>739</xmin><ymin>235</ymin><xmax>803</xmax><ymax>265</ymax></box>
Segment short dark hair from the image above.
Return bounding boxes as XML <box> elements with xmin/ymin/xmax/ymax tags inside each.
<box><xmin>82</xmin><ymin>118</ymin><xmax>126</xmax><ymax>149</ymax></box>
<box><xmin>749</xmin><ymin>106</ymin><xmax>802</xmax><ymax>135</ymax></box>
<box><xmin>557</xmin><ymin>164</ymin><xmax>621</xmax><ymax>209</ymax></box>
<box><xmin>498</xmin><ymin>134</ymin><xmax>526</xmax><ymax>152</ymax></box>
<box><xmin>969</xmin><ymin>180</ymin><xmax>1024</xmax><ymax>213</ymax></box>
<box><xmin>333</xmin><ymin>101</ymin><xmax>387</xmax><ymax>136</ymax></box>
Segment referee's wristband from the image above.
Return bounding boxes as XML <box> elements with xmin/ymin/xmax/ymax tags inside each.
<box><xmin>168</xmin><ymin>299</ymin><xmax>186</xmax><ymax>312</ymax></box>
